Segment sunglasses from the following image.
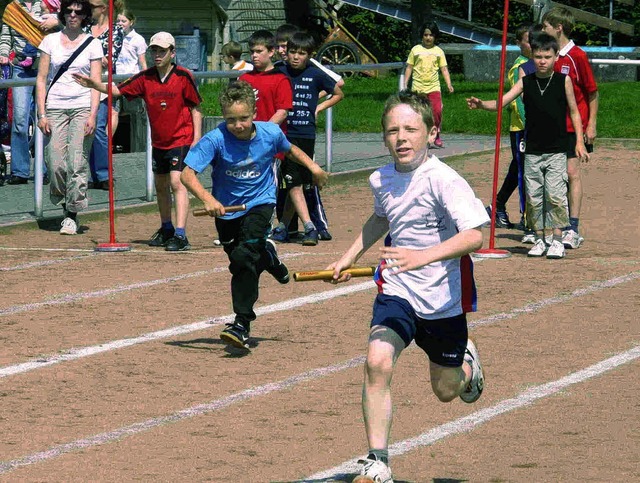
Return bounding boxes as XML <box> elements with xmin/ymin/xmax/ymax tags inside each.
<box><xmin>64</xmin><ymin>7</ymin><xmax>85</xmax><ymax>15</ymax></box>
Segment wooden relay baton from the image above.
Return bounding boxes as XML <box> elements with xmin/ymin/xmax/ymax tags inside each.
<box><xmin>293</xmin><ymin>267</ymin><xmax>376</xmax><ymax>282</ymax></box>
<box><xmin>192</xmin><ymin>204</ymin><xmax>247</xmax><ymax>217</ymax></box>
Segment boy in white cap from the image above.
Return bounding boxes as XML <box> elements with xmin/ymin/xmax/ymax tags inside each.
<box><xmin>75</xmin><ymin>32</ymin><xmax>202</xmax><ymax>251</ymax></box>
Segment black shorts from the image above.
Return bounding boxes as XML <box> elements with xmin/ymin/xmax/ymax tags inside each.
<box><xmin>152</xmin><ymin>145</ymin><xmax>190</xmax><ymax>174</ymax></box>
<box><xmin>281</xmin><ymin>137</ymin><xmax>315</xmax><ymax>188</ymax></box>
<box><xmin>371</xmin><ymin>293</ymin><xmax>468</xmax><ymax>367</ymax></box>
<box><xmin>566</xmin><ymin>132</ymin><xmax>593</xmax><ymax>159</ymax></box>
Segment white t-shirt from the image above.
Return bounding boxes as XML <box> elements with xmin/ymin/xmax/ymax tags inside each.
<box><xmin>371</xmin><ymin>155</ymin><xmax>489</xmax><ymax>319</ymax></box>
<box><xmin>39</xmin><ymin>32</ymin><xmax>103</xmax><ymax>109</ymax></box>
<box><xmin>115</xmin><ymin>29</ymin><xmax>147</xmax><ymax>75</ymax></box>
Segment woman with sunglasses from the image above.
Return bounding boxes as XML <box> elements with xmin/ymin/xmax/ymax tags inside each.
<box><xmin>35</xmin><ymin>0</ymin><xmax>103</xmax><ymax>234</ymax></box>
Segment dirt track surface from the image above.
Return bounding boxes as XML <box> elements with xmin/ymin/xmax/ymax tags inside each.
<box><xmin>1</xmin><ymin>143</ymin><xmax>639</xmax><ymax>482</ymax></box>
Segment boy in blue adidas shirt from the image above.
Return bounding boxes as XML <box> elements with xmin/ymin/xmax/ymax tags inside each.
<box><xmin>272</xmin><ymin>31</ymin><xmax>344</xmax><ymax>246</ymax></box>
<box><xmin>181</xmin><ymin>80</ymin><xmax>328</xmax><ymax>349</ymax></box>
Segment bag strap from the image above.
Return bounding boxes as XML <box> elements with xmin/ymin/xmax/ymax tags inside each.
<box><xmin>46</xmin><ymin>36</ymin><xmax>95</xmax><ymax>100</ymax></box>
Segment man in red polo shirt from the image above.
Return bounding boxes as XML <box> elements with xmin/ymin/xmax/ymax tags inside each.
<box><xmin>74</xmin><ymin>31</ymin><xmax>202</xmax><ymax>251</ymax></box>
<box><xmin>543</xmin><ymin>8</ymin><xmax>598</xmax><ymax>249</ymax></box>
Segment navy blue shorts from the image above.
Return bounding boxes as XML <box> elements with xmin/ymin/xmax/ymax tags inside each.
<box><xmin>371</xmin><ymin>293</ymin><xmax>468</xmax><ymax>367</ymax></box>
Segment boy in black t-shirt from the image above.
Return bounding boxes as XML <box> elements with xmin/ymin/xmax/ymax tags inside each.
<box><xmin>272</xmin><ymin>31</ymin><xmax>343</xmax><ymax>246</ymax></box>
<box><xmin>467</xmin><ymin>33</ymin><xmax>588</xmax><ymax>260</ymax></box>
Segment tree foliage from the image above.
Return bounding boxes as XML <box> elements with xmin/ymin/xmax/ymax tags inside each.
<box><xmin>338</xmin><ymin>0</ymin><xmax>639</xmax><ymax>62</ymax></box>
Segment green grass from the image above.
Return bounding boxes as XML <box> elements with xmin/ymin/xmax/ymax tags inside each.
<box><xmin>199</xmin><ymin>74</ymin><xmax>640</xmax><ymax>139</ymax></box>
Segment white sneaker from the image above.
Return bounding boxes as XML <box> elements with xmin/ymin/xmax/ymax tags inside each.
<box><xmin>562</xmin><ymin>229</ymin><xmax>584</xmax><ymax>249</ymax></box>
<box><xmin>460</xmin><ymin>338</ymin><xmax>484</xmax><ymax>403</ymax></box>
<box><xmin>544</xmin><ymin>234</ymin><xmax>554</xmax><ymax>246</ymax></box>
<box><xmin>521</xmin><ymin>233</ymin><xmax>536</xmax><ymax>244</ymax></box>
<box><xmin>527</xmin><ymin>239</ymin><xmax>547</xmax><ymax>257</ymax></box>
<box><xmin>353</xmin><ymin>457</ymin><xmax>393</xmax><ymax>483</ymax></box>
<box><xmin>59</xmin><ymin>217</ymin><xmax>77</xmax><ymax>235</ymax></box>
<box><xmin>546</xmin><ymin>239</ymin><xmax>565</xmax><ymax>259</ymax></box>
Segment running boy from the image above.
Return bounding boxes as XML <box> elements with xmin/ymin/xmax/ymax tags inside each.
<box><xmin>328</xmin><ymin>91</ymin><xmax>487</xmax><ymax>482</ymax></box>
<box><xmin>272</xmin><ymin>31</ymin><xmax>344</xmax><ymax>246</ymax></box>
<box><xmin>542</xmin><ymin>6</ymin><xmax>598</xmax><ymax>249</ymax></box>
<box><xmin>403</xmin><ymin>20</ymin><xmax>453</xmax><ymax>148</ymax></box>
<box><xmin>74</xmin><ymin>32</ymin><xmax>202</xmax><ymax>251</ymax></box>
<box><xmin>180</xmin><ymin>80</ymin><xmax>329</xmax><ymax>349</ymax></box>
<box><xmin>467</xmin><ymin>33</ymin><xmax>589</xmax><ymax>259</ymax></box>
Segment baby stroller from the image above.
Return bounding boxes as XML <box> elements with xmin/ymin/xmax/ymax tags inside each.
<box><xmin>0</xmin><ymin>64</ymin><xmax>11</xmax><ymax>185</ymax></box>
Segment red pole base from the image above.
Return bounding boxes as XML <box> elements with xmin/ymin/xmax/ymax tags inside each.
<box><xmin>473</xmin><ymin>248</ymin><xmax>512</xmax><ymax>259</ymax></box>
<box><xmin>95</xmin><ymin>242</ymin><xmax>131</xmax><ymax>253</ymax></box>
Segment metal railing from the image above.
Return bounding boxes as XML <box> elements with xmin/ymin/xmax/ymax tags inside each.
<box><xmin>1</xmin><ymin>59</ymin><xmax>636</xmax><ymax>217</ymax></box>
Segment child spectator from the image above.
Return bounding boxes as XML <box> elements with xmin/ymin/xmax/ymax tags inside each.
<box><xmin>74</xmin><ymin>31</ymin><xmax>202</xmax><ymax>251</ymax></box>
<box><xmin>115</xmin><ymin>7</ymin><xmax>147</xmax><ymax>75</ymax></box>
<box><xmin>180</xmin><ymin>80</ymin><xmax>329</xmax><ymax>349</ymax></box>
<box><xmin>542</xmin><ymin>7</ymin><xmax>598</xmax><ymax>249</ymax></box>
<box><xmin>221</xmin><ymin>40</ymin><xmax>253</xmax><ymax>72</ymax></box>
<box><xmin>327</xmin><ymin>91</ymin><xmax>487</xmax><ymax>482</ymax></box>
<box><xmin>271</xmin><ymin>31</ymin><xmax>343</xmax><ymax>246</ymax></box>
<box><xmin>403</xmin><ymin>20</ymin><xmax>453</xmax><ymax>148</ymax></box>
<box><xmin>486</xmin><ymin>24</ymin><xmax>533</xmax><ymax>230</ymax></box>
<box><xmin>467</xmin><ymin>33</ymin><xmax>589</xmax><ymax>259</ymax></box>
<box><xmin>275</xmin><ymin>23</ymin><xmax>343</xmax><ymax>241</ymax></box>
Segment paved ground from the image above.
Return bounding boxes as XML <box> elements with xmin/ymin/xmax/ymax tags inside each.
<box><xmin>0</xmin><ymin>132</ymin><xmax>504</xmax><ymax>227</ymax></box>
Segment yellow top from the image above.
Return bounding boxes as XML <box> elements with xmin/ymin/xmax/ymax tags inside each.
<box><xmin>406</xmin><ymin>44</ymin><xmax>448</xmax><ymax>94</ymax></box>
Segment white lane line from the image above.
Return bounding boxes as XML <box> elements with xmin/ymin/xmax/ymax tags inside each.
<box><xmin>0</xmin><ymin>251</ymin><xmax>306</xmax><ymax>318</ymax></box>
<box><xmin>2</xmin><ymin>271</ymin><xmax>639</xmax><ymax>379</ymax></box>
<box><xmin>304</xmin><ymin>345</ymin><xmax>640</xmax><ymax>482</ymax></box>
<box><xmin>0</xmin><ymin>253</ymin><xmax>99</xmax><ymax>272</ymax></box>
<box><xmin>1</xmin><ymin>344</ymin><xmax>637</xmax><ymax>476</ymax></box>
<box><xmin>0</xmin><ymin>281</ymin><xmax>376</xmax><ymax>378</ymax></box>
<box><xmin>0</xmin><ymin>247</ymin><xmax>96</xmax><ymax>252</ymax></box>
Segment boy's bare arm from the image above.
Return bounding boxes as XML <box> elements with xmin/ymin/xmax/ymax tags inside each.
<box><xmin>287</xmin><ymin>144</ymin><xmax>329</xmax><ymax>187</ymax></box>
<box><xmin>467</xmin><ymin>79</ymin><xmax>523</xmax><ymax>111</ymax></box>
<box><xmin>180</xmin><ymin>167</ymin><xmax>226</xmax><ymax>216</ymax></box>
<box><xmin>380</xmin><ymin>227</ymin><xmax>483</xmax><ymax>274</ymax></box>
<box><xmin>72</xmin><ymin>73</ymin><xmax>122</xmax><ymax>97</ymax></box>
<box><xmin>191</xmin><ymin>106</ymin><xmax>202</xmax><ymax>145</ymax></box>
<box><xmin>565</xmin><ymin>76</ymin><xmax>589</xmax><ymax>161</ymax></box>
<box><xmin>586</xmin><ymin>90</ymin><xmax>598</xmax><ymax>142</ymax></box>
<box><xmin>328</xmin><ymin>213</ymin><xmax>389</xmax><ymax>283</ymax></box>
<box><xmin>316</xmin><ymin>85</ymin><xmax>344</xmax><ymax>115</ymax></box>
<box><xmin>269</xmin><ymin>109</ymin><xmax>288</xmax><ymax>126</ymax></box>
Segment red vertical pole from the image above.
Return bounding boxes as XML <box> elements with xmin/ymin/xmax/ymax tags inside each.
<box><xmin>474</xmin><ymin>0</ymin><xmax>512</xmax><ymax>259</ymax></box>
<box><xmin>95</xmin><ymin>0</ymin><xmax>130</xmax><ymax>252</ymax></box>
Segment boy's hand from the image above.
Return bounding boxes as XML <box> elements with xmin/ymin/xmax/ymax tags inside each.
<box><xmin>203</xmin><ymin>197</ymin><xmax>226</xmax><ymax>217</ymax></box>
<box><xmin>325</xmin><ymin>259</ymin><xmax>354</xmax><ymax>284</ymax></box>
<box><xmin>311</xmin><ymin>166</ymin><xmax>329</xmax><ymax>188</ymax></box>
<box><xmin>380</xmin><ymin>246</ymin><xmax>428</xmax><ymax>273</ymax></box>
<box><xmin>84</xmin><ymin>116</ymin><xmax>96</xmax><ymax>136</ymax></box>
<box><xmin>466</xmin><ymin>97</ymin><xmax>482</xmax><ymax>109</ymax></box>
<box><xmin>575</xmin><ymin>143</ymin><xmax>590</xmax><ymax>163</ymax></box>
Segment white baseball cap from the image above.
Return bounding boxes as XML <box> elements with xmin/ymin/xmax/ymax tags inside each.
<box><xmin>149</xmin><ymin>32</ymin><xmax>175</xmax><ymax>49</ymax></box>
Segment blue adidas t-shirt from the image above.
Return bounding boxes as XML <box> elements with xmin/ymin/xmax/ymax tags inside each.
<box><xmin>277</xmin><ymin>63</ymin><xmax>337</xmax><ymax>139</ymax></box>
<box><xmin>184</xmin><ymin>121</ymin><xmax>292</xmax><ymax>219</ymax></box>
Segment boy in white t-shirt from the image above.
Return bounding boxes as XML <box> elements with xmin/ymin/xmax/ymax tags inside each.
<box><xmin>327</xmin><ymin>91</ymin><xmax>488</xmax><ymax>482</ymax></box>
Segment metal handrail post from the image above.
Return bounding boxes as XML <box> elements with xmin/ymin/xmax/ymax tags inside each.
<box><xmin>145</xmin><ymin>117</ymin><xmax>153</xmax><ymax>201</ymax></box>
<box><xmin>399</xmin><ymin>66</ymin><xmax>405</xmax><ymax>92</ymax></box>
<box><xmin>34</xmin><ymin>126</ymin><xmax>44</xmax><ymax>217</ymax></box>
<box><xmin>325</xmin><ymin>106</ymin><xmax>333</xmax><ymax>173</ymax></box>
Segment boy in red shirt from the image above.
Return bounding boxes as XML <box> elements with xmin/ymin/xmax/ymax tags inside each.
<box><xmin>542</xmin><ymin>7</ymin><xmax>598</xmax><ymax>249</ymax></box>
<box><xmin>75</xmin><ymin>32</ymin><xmax>202</xmax><ymax>251</ymax></box>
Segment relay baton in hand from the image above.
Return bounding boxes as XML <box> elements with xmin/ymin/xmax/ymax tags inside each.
<box><xmin>192</xmin><ymin>204</ymin><xmax>246</xmax><ymax>217</ymax></box>
<box><xmin>293</xmin><ymin>267</ymin><xmax>376</xmax><ymax>282</ymax></box>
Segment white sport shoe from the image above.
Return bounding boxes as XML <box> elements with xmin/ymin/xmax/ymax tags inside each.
<box><xmin>562</xmin><ymin>229</ymin><xmax>584</xmax><ymax>249</ymax></box>
<box><xmin>353</xmin><ymin>457</ymin><xmax>393</xmax><ymax>483</ymax></box>
<box><xmin>527</xmin><ymin>239</ymin><xmax>547</xmax><ymax>257</ymax></box>
<box><xmin>460</xmin><ymin>338</ymin><xmax>484</xmax><ymax>403</ymax></box>
<box><xmin>546</xmin><ymin>239</ymin><xmax>565</xmax><ymax>259</ymax></box>
<box><xmin>521</xmin><ymin>232</ymin><xmax>536</xmax><ymax>244</ymax></box>
<box><xmin>544</xmin><ymin>234</ymin><xmax>554</xmax><ymax>246</ymax></box>
<box><xmin>59</xmin><ymin>217</ymin><xmax>77</xmax><ymax>235</ymax></box>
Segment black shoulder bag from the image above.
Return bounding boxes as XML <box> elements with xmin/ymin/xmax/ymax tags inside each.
<box><xmin>45</xmin><ymin>36</ymin><xmax>95</xmax><ymax>101</ymax></box>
